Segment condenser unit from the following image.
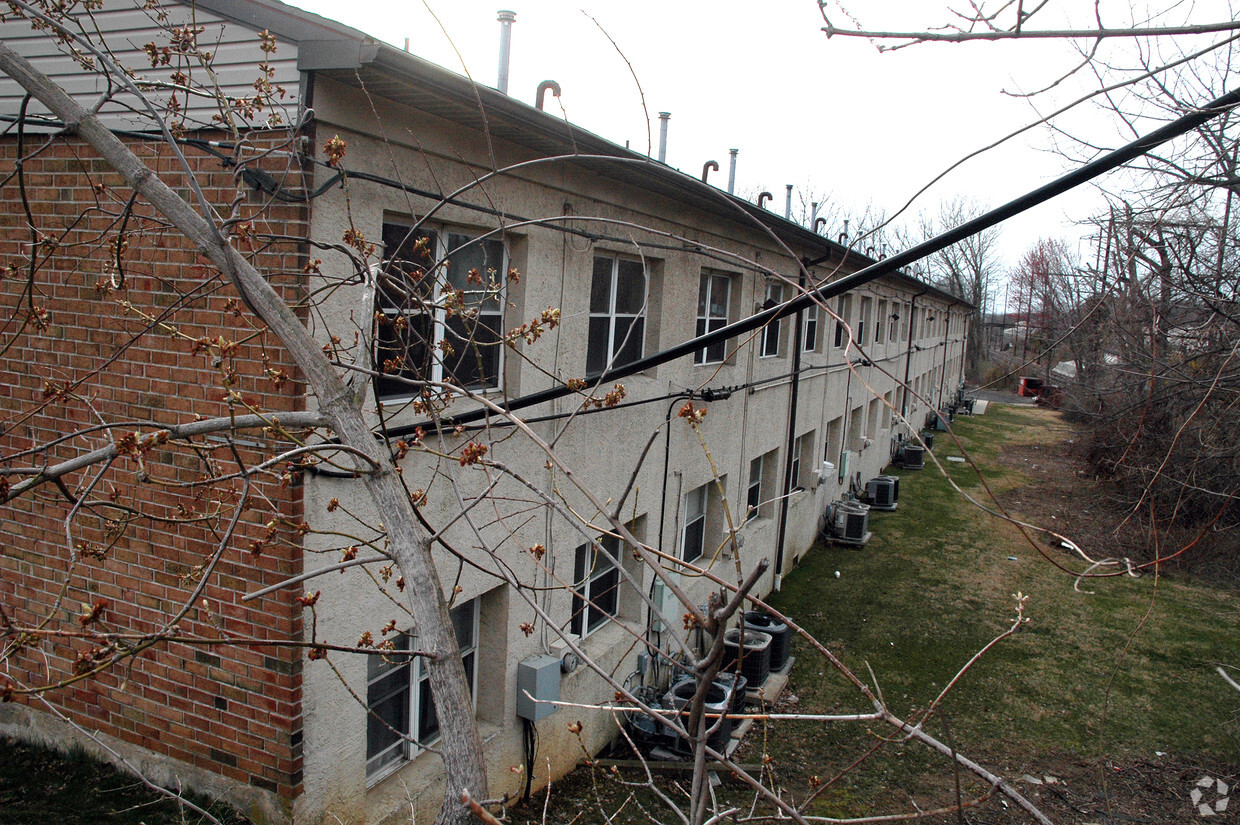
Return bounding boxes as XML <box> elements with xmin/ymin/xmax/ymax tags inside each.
<box><xmin>865</xmin><ymin>476</ymin><xmax>899</xmax><ymax>511</ymax></box>
<box><xmin>901</xmin><ymin>444</ymin><xmax>925</xmax><ymax>470</ymax></box>
<box><xmin>828</xmin><ymin>501</ymin><xmax>871</xmax><ymax>546</ymax></box>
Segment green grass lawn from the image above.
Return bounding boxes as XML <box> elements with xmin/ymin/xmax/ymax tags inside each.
<box><xmin>762</xmin><ymin>405</ymin><xmax>1240</xmax><ymax>814</ymax></box>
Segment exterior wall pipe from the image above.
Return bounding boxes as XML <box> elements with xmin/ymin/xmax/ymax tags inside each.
<box><xmin>657</xmin><ymin>112</ymin><xmax>670</xmax><ymax>162</ymax></box>
<box><xmin>758</xmin><ymin>191</ymin><xmax>773</xmax><ymax>209</ymax></box>
<box><xmin>496</xmin><ymin>10</ymin><xmax>516</xmax><ymax>94</ymax></box>
<box><xmin>535</xmin><ymin>80</ymin><xmax>560</xmax><ymax>110</ymax></box>
<box><xmin>784</xmin><ymin>184</ymin><xmax>793</xmax><ymax>220</ymax></box>
<box><xmin>773</xmin><ymin>271</ymin><xmax>807</xmax><ymax>590</ymax></box>
<box><xmin>727</xmin><ymin>149</ymin><xmax>738</xmax><ymax>194</ymax></box>
<box><xmin>902</xmin><ymin>287</ymin><xmax>930</xmax><ymax>420</ymax></box>
<box><xmin>701</xmin><ymin>160</ymin><xmax>719</xmax><ymax>183</ymax></box>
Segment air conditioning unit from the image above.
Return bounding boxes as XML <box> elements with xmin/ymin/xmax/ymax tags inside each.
<box><xmin>826</xmin><ymin>500</ymin><xmax>871</xmax><ymax>546</ymax></box>
<box><xmin>866</xmin><ymin>476</ymin><xmax>899</xmax><ymax>511</ymax></box>
<box><xmin>901</xmin><ymin>444</ymin><xmax>925</xmax><ymax>470</ymax></box>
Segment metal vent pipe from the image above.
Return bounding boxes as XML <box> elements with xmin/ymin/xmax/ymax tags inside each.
<box><xmin>496</xmin><ymin>10</ymin><xmax>515</xmax><ymax>94</ymax></box>
<box><xmin>657</xmin><ymin>112</ymin><xmax>670</xmax><ymax>162</ymax></box>
<box><xmin>784</xmin><ymin>184</ymin><xmax>793</xmax><ymax>220</ymax></box>
<box><xmin>727</xmin><ymin>148</ymin><xmax>738</xmax><ymax>193</ymax></box>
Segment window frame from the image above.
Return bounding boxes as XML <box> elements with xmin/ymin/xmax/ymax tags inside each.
<box><xmin>365</xmin><ymin>599</ymin><xmax>479</xmax><ymax>782</ymax></box>
<box><xmin>746</xmin><ymin>456</ymin><xmax>763</xmax><ymax>520</ymax></box>
<box><xmin>761</xmin><ymin>282</ymin><xmax>784</xmax><ymax>358</ymax></box>
<box><xmin>695</xmin><ymin>270</ymin><xmax>732</xmax><ymax>365</ymax></box>
<box><xmin>376</xmin><ymin>221</ymin><xmax>506</xmax><ymax>399</ymax></box>
<box><xmin>803</xmin><ymin>302</ymin><xmax>819</xmax><ymax>352</ymax></box>
<box><xmin>570</xmin><ymin>535</ymin><xmax>622</xmax><ymax>638</ymax></box>
<box><xmin>588</xmin><ymin>254</ymin><xmax>648</xmax><ymax>377</ymax></box>
<box><xmin>681</xmin><ymin>484</ymin><xmax>708</xmax><ymax>562</ymax></box>
<box><xmin>833</xmin><ymin>295</ymin><xmax>851</xmax><ymax>349</ymax></box>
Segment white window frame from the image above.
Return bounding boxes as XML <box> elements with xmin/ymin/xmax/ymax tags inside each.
<box><xmin>695</xmin><ymin>271</ymin><xmax>732</xmax><ymax>365</ymax></box>
<box><xmin>803</xmin><ymin>303</ymin><xmax>818</xmax><ymax>352</ymax></box>
<box><xmin>365</xmin><ymin>599</ymin><xmax>478</xmax><ymax>782</ymax></box>
<box><xmin>588</xmin><ymin>255</ymin><xmax>647</xmax><ymax>376</ymax></box>
<box><xmin>761</xmin><ymin>282</ymin><xmax>783</xmax><ymax>358</ymax></box>
<box><xmin>833</xmin><ymin>295</ymin><xmax>851</xmax><ymax>349</ymax></box>
<box><xmin>875</xmin><ymin>299</ymin><xmax>887</xmax><ymax>344</ymax></box>
<box><xmin>790</xmin><ymin>434</ymin><xmax>806</xmax><ymax>490</ymax></box>
<box><xmin>570</xmin><ymin>535</ymin><xmax>622</xmax><ymax>637</ymax></box>
<box><xmin>746</xmin><ymin>456</ymin><xmax>763</xmax><ymax>519</ymax></box>
<box><xmin>858</xmin><ymin>296</ymin><xmax>871</xmax><ymax>346</ymax></box>
<box><xmin>681</xmin><ymin>484</ymin><xmax>708</xmax><ymax>562</ymax></box>
<box><xmin>376</xmin><ymin>222</ymin><xmax>506</xmax><ymax>398</ymax></box>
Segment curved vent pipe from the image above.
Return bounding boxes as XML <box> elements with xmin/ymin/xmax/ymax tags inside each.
<box><xmin>536</xmin><ymin>80</ymin><xmax>561</xmax><ymax>110</ymax></box>
<box><xmin>758</xmin><ymin>191</ymin><xmax>773</xmax><ymax>209</ymax></box>
<box><xmin>702</xmin><ymin>160</ymin><xmax>719</xmax><ymax>183</ymax></box>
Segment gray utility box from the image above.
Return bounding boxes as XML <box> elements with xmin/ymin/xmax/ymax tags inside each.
<box><xmin>516</xmin><ymin>654</ymin><xmax>561</xmax><ymax>721</ymax></box>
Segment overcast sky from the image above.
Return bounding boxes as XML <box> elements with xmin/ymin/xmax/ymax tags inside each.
<box><xmin>284</xmin><ymin>0</ymin><xmax>1236</xmax><ymax>297</ymax></box>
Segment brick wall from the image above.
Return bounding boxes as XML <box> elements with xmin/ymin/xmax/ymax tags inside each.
<box><xmin>0</xmin><ymin>130</ymin><xmax>311</xmax><ymax>802</ymax></box>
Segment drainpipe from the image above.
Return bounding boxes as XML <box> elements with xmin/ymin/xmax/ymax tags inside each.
<box><xmin>535</xmin><ymin>80</ymin><xmax>561</xmax><ymax>110</ymax></box>
<box><xmin>727</xmin><ymin>149</ymin><xmax>738</xmax><ymax>194</ymax></box>
<box><xmin>902</xmin><ymin>287</ymin><xmax>930</xmax><ymax>421</ymax></box>
<box><xmin>938</xmin><ymin>307</ymin><xmax>951</xmax><ymax>407</ymax></box>
<box><xmin>774</xmin><ymin>271</ymin><xmax>807</xmax><ymax>590</ymax></box>
<box><xmin>496</xmin><ymin>10</ymin><xmax>516</xmax><ymax>94</ymax></box>
<box><xmin>784</xmin><ymin>184</ymin><xmax>793</xmax><ymax>220</ymax></box>
<box><xmin>657</xmin><ymin>112</ymin><xmax>670</xmax><ymax>162</ymax></box>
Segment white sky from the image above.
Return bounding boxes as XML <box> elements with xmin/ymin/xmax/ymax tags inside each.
<box><xmin>284</xmin><ymin>0</ymin><xmax>1237</xmax><ymax>295</ymax></box>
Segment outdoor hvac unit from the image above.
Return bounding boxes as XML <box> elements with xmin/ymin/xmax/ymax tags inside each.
<box><xmin>830</xmin><ymin>500</ymin><xmax>872</xmax><ymax>546</ymax></box>
<box><xmin>865</xmin><ymin>476</ymin><xmax>899</xmax><ymax>511</ymax></box>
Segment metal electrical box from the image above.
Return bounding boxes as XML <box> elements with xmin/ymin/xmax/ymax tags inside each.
<box><xmin>516</xmin><ymin>654</ymin><xmax>560</xmax><ymax>721</ymax></box>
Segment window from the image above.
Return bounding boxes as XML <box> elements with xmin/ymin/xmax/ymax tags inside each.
<box><xmin>791</xmin><ymin>432</ymin><xmax>814</xmax><ymax>490</ymax></box>
<box><xmin>376</xmin><ymin>222</ymin><xmax>504</xmax><ymax>397</ymax></box>
<box><xmin>826</xmin><ymin>416</ymin><xmax>843</xmax><ymax>466</ymax></box>
<box><xmin>570</xmin><ymin>535</ymin><xmax>621</xmax><ymax>637</ymax></box>
<box><xmin>833</xmin><ymin>295</ymin><xmax>852</xmax><ymax>349</ymax></box>
<box><xmin>366</xmin><ymin>599</ymin><xmax>478</xmax><ymax>779</ymax></box>
<box><xmin>883</xmin><ymin>391</ymin><xmax>894</xmax><ymax>430</ymax></box>
<box><xmin>681</xmin><ymin>484</ymin><xmax>708</xmax><ymax>562</ymax></box>
<box><xmin>588</xmin><ymin>255</ymin><xmax>647</xmax><ymax>376</ymax></box>
<box><xmin>889</xmin><ymin>303</ymin><xmax>900</xmax><ymax>342</ymax></box>
<box><xmin>695</xmin><ymin>271</ymin><xmax>732</xmax><ymax>364</ymax></box>
<box><xmin>761</xmin><ymin>282</ymin><xmax>783</xmax><ymax>358</ymax></box>
<box><xmin>858</xmin><ymin>297</ymin><xmax>872</xmax><ymax>346</ymax></box>
<box><xmin>867</xmin><ymin>398</ymin><xmax>880</xmax><ymax>436</ymax></box>
<box><xmin>803</xmin><ymin>303</ymin><xmax>818</xmax><ymax>352</ymax></box>
<box><xmin>875</xmin><ymin>299</ymin><xmax>887</xmax><ymax>344</ymax></box>
<box><xmin>746</xmin><ymin>456</ymin><xmax>763</xmax><ymax>519</ymax></box>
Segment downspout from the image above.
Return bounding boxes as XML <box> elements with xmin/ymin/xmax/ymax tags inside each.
<box><xmin>773</xmin><ymin>271</ymin><xmax>806</xmax><ymax>590</ymax></box>
<box><xmin>902</xmin><ymin>287</ymin><xmax>930</xmax><ymax>421</ymax></box>
<box><xmin>938</xmin><ymin>307</ymin><xmax>951</xmax><ymax>408</ymax></box>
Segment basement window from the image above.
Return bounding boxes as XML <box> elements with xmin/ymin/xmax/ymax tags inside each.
<box><xmin>365</xmin><ymin>599</ymin><xmax>478</xmax><ymax>781</ymax></box>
